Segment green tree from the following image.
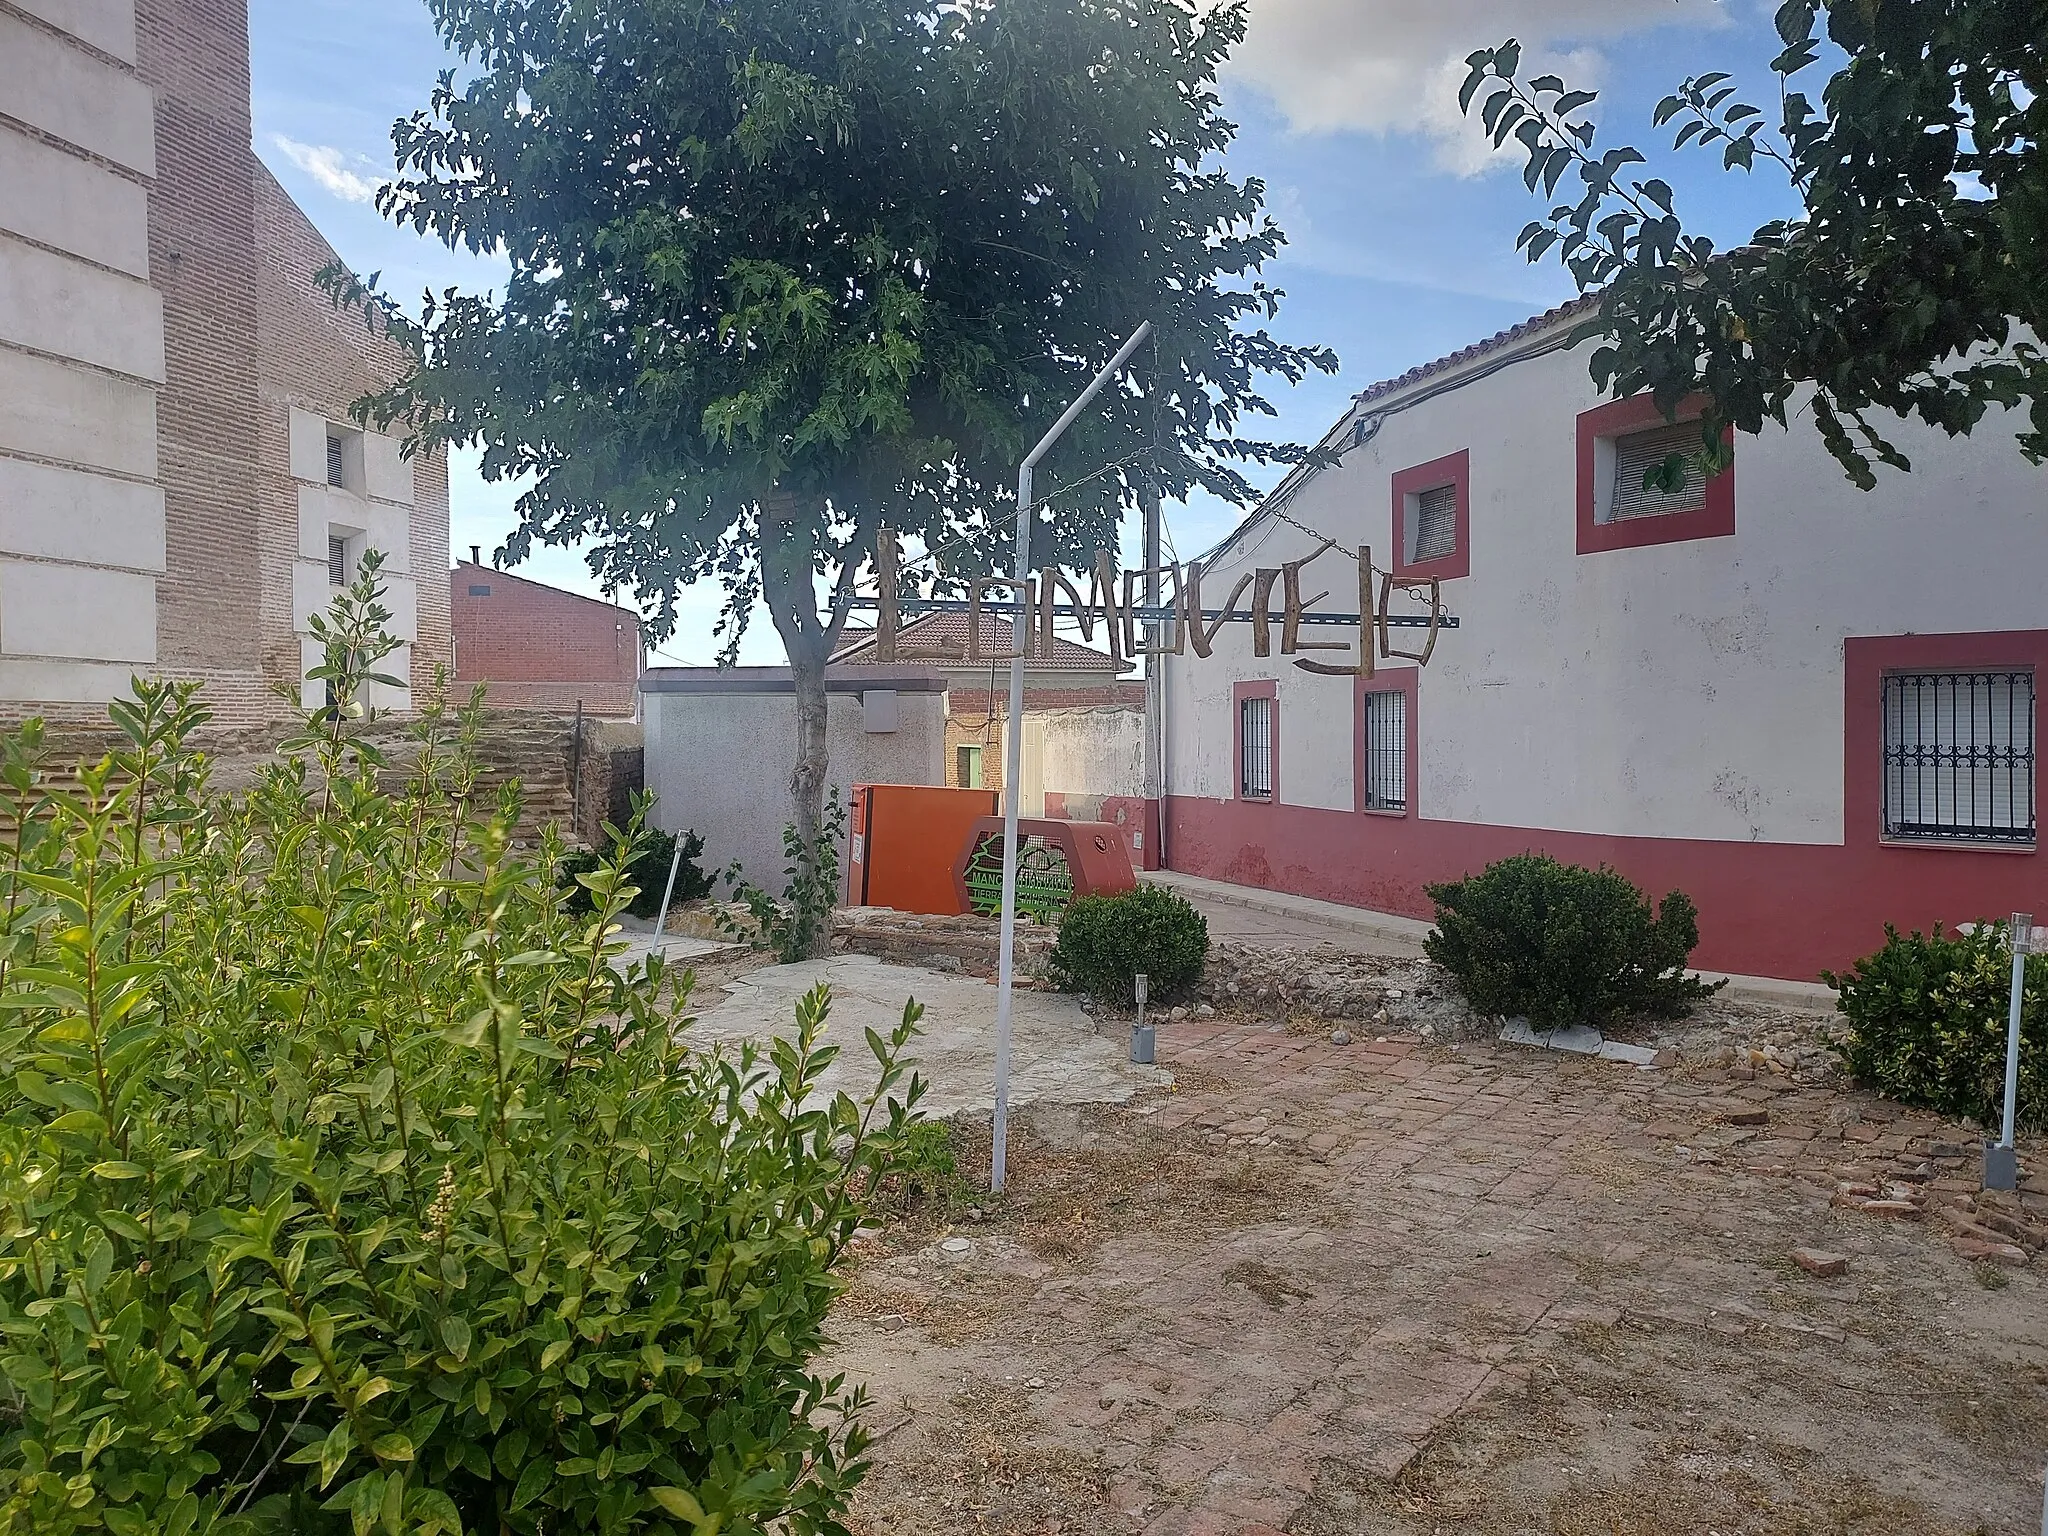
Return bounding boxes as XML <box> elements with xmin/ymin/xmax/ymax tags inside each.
<box><xmin>336</xmin><ymin>0</ymin><xmax>1332</xmax><ymax>946</ymax></box>
<box><xmin>1459</xmin><ymin>0</ymin><xmax>2046</xmax><ymax>490</ymax></box>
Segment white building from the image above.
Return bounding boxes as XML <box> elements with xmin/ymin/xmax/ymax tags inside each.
<box><xmin>1161</xmin><ymin>298</ymin><xmax>2047</xmax><ymax>982</ymax></box>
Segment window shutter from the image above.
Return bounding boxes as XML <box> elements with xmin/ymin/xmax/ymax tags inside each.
<box><xmin>1411</xmin><ymin>484</ymin><xmax>1458</xmax><ymax>563</ymax></box>
<box><xmin>1609</xmin><ymin>421</ymin><xmax>1707</xmax><ymax>521</ymax></box>
<box><xmin>326</xmin><ymin>435</ymin><xmax>346</xmax><ymax>488</ymax></box>
<box><xmin>328</xmin><ymin>535</ymin><xmax>349</xmax><ymax>587</ymax></box>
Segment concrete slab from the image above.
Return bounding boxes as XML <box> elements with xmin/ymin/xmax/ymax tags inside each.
<box><xmin>612</xmin><ymin>931</ymin><xmax>738</xmax><ymax>969</ymax></box>
<box><xmin>1500</xmin><ymin>1018</ymin><xmax>1603</xmax><ymax>1055</ymax></box>
<box><xmin>685</xmin><ymin>955</ymin><xmax>1168</xmax><ymax>1119</ymax></box>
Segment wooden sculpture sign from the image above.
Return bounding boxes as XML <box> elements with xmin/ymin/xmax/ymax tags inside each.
<box><xmin>858</xmin><ymin>530</ymin><xmax>1457</xmax><ymax>681</ymax></box>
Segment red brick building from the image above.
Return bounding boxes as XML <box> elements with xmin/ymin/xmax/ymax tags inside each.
<box><xmin>451</xmin><ymin>555</ymin><xmax>643</xmax><ymax>717</ymax></box>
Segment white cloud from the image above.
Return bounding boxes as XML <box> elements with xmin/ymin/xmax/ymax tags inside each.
<box><xmin>1229</xmin><ymin>0</ymin><xmax>1728</xmax><ymax>174</ymax></box>
<box><xmin>269</xmin><ymin>135</ymin><xmax>386</xmax><ymax>203</ymax></box>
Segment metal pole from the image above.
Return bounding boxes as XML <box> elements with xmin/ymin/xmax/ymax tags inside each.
<box><xmin>991</xmin><ymin>319</ymin><xmax>1153</xmax><ymax>1195</ymax></box>
<box><xmin>651</xmin><ymin>825</ymin><xmax>687</xmax><ymax>958</ymax></box>
<box><xmin>1141</xmin><ymin>483</ymin><xmax>1163</xmax><ymax>869</ymax></box>
<box><xmin>570</xmin><ymin>698</ymin><xmax>585</xmax><ymax>834</ymax></box>
<box><xmin>1986</xmin><ymin>911</ymin><xmax>2030</xmax><ymax>1192</ymax></box>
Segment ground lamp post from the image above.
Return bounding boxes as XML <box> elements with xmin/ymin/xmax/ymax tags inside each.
<box><xmin>990</xmin><ymin>319</ymin><xmax>1154</xmax><ymax>1195</ymax></box>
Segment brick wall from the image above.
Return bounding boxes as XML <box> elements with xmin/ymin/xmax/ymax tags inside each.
<box><xmin>136</xmin><ymin>0</ymin><xmax>267</xmax><ymax>722</ymax></box>
<box><xmin>945</xmin><ymin>710</ymin><xmax>1003</xmax><ymax>791</ymax></box>
<box><xmin>451</xmin><ymin>562</ymin><xmax>642</xmax><ymax>719</ymax></box>
<box><xmin>255</xmin><ymin>162</ymin><xmax>450</xmax><ymax>711</ymax></box>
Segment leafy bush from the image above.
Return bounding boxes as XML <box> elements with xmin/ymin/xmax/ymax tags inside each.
<box><xmin>719</xmin><ymin>792</ymin><xmax>846</xmax><ymax>964</ymax></box>
<box><xmin>1823</xmin><ymin>922</ymin><xmax>2044</xmax><ymax>1128</ymax></box>
<box><xmin>1049</xmin><ymin>884</ymin><xmax>1209</xmax><ymax>1005</ymax></box>
<box><xmin>0</xmin><ymin>566</ymin><xmax>925</xmax><ymax>1536</ymax></box>
<box><xmin>557</xmin><ymin>813</ymin><xmax>712</xmax><ymax>920</ymax></box>
<box><xmin>1424</xmin><ymin>854</ymin><xmax>1722</xmax><ymax>1031</ymax></box>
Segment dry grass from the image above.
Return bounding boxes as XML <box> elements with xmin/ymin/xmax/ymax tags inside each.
<box><xmin>846</xmin><ymin>1378</ymin><xmax>1110</xmax><ymax>1536</ymax></box>
<box><xmin>944</xmin><ymin>1108</ymin><xmax>1316</xmax><ymax>1265</ymax></box>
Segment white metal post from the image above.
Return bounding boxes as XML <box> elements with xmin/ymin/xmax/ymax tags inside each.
<box><xmin>1987</xmin><ymin>911</ymin><xmax>2031</xmax><ymax>1192</ymax></box>
<box><xmin>991</xmin><ymin>320</ymin><xmax>1153</xmax><ymax>1195</ymax></box>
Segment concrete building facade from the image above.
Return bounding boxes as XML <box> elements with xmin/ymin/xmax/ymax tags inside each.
<box><xmin>0</xmin><ymin>0</ymin><xmax>447</xmax><ymax>723</ymax></box>
<box><xmin>1162</xmin><ymin>299</ymin><xmax>2048</xmax><ymax>982</ymax></box>
<box><xmin>639</xmin><ymin>667</ymin><xmax>948</xmax><ymax>890</ymax></box>
<box><xmin>831</xmin><ymin>612</ymin><xmax>1141</xmax><ymax>794</ymax></box>
<box><xmin>451</xmin><ymin>555</ymin><xmax>642</xmax><ymax>718</ymax></box>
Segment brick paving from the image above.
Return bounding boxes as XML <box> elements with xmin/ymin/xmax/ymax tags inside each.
<box><xmin>836</xmin><ymin>1016</ymin><xmax>2048</xmax><ymax>1535</ymax></box>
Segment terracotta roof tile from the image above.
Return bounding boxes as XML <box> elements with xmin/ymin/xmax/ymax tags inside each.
<box><xmin>832</xmin><ymin>612</ymin><xmax>1129</xmax><ymax>674</ymax></box>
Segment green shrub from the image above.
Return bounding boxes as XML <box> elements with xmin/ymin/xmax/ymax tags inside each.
<box><xmin>1823</xmin><ymin>922</ymin><xmax>2045</xmax><ymax>1128</ymax></box>
<box><xmin>1049</xmin><ymin>884</ymin><xmax>1209</xmax><ymax>1005</ymax></box>
<box><xmin>718</xmin><ymin>792</ymin><xmax>846</xmax><ymax>964</ymax></box>
<box><xmin>0</xmin><ymin>566</ymin><xmax>925</xmax><ymax>1536</ymax></box>
<box><xmin>1424</xmin><ymin>853</ymin><xmax>1722</xmax><ymax>1031</ymax></box>
<box><xmin>557</xmin><ymin>814</ymin><xmax>712</xmax><ymax>920</ymax></box>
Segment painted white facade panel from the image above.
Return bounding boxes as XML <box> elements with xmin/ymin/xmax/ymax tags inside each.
<box><xmin>0</xmin><ymin>346</ymin><xmax>156</xmax><ymax>475</ymax></box>
<box><xmin>1168</xmin><ymin>331</ymin><xmax>2048</xmax><ymax>848</ymax></box>
<box><xmin>0</xmin><ymin>559</ymin><xmax>156</xmax><ymax>663</ymax></box>
<box><xmin>364</xmin><ymin>432</ymin><xmax>414</xmax><ymax>506</ymax></box>
<box><xmin>0</xmin><ymin>128</ymin><xmax>151</xmax><ymax>277</ymax></box>
<box><xmin>293</xmin><ymin>560</ymin><xmax>417</xmax><ymax>641</ymax></box>
<box><xmin>0</xmin><ymin>233</ymin><xmax>164</xmax><ymax>381</ymax></box>
<box><xmin>0</xmin><ymin>455</ymin><xmax>165</xmax><ymax>570</ymax></box>
<box><xmin>0</xmin><ymin>14</ymin><xmax>154</xmax><ymax>176</ymax></box>
<box><xmin>10</xmin><ymin>0</ymin><xmax>136</xmax><ymax>63</ymax></box>
<box><xmin>288</xmin><ymin>407</ymin><xmax>332</xmax><ymax>485</ymax></box>
<box><xmin>0</xmin><ymin>657</ymin><xmax>135</xmax><ymax>705</ymax></box>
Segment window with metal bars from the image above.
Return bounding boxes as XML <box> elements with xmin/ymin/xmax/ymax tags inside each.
<box><xmin>1363</xmin><ymin>690</ymin><xmax>1407</xmax><ymax>811</ymax></box>
<box><xmin>1882</xmin><ymin>670</ymin><xmax>2035</xmax><ymax>845</ymax></box>
<box><xmin>1608</xmin><ymin>420</ymin><xmax>1706</xmax><ymax>521</ymax></box>
<box><xmin>1409</xmin><ymin>483</ymin><xmax>1458</xmax><ymax>563</ymax></box>
<box><xmin>326</xmin><ymin>434</ymin><xmax>346</xmax><ymax>488</ymax></box>
<box><xmin>328</xmin><ymin>534</ymin><xmax>350</xmax><ymax>588</ymax></box>
<box><xmin>1239</xmin><ymin>695</ymin><xmax>1273</xmax><ymax>800</ymax></box>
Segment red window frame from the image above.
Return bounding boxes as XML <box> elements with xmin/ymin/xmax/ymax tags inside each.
<box><xmin>1576</xmin><ymin>394</ymin><xmax>1734</xmax><ymax>554</ymax></box>
<box><xmin>1352</xmin><ymin>665</ymin><xmax>1418</xmax><ymax>818</ymax></box>
<box><xmin>1845</xmin><ymin>630</ymin><xmax>2046</xmax><ymax>854</ymax></box>
<box><xmin>1390</xmin><ymin>450</ymin><xmax>1470</xmax><ymax>580</ymax></box>
<box><xmin>1233</xmin><ymin>679</ymin><xmax>1278</xmax><ymax>803</ymax></box>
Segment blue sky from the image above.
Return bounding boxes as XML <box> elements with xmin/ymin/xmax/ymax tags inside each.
<box><xmin>251</xmin><ymin>0</ymin><xmax>1805</xmax><ymax>664</ymax></box>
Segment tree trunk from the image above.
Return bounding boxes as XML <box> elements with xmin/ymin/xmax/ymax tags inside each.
<box><xmin>760</xmin><ymin>507</ymin><xmax>841</xmax><ymax>960</ymax></box>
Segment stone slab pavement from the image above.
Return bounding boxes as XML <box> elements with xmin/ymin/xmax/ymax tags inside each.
<box><xmin>685</xmin><ymin>954</ymin><xmax>1168</xmax><ymax>1119</ymax></box>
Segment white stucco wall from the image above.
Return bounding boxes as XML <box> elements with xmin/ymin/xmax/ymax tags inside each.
<box><xmin>0</xmin><ymin>1</ymin><xmax>162</xmax><ymax>708</ymax></box>
<box><xmin>1166</xmin><ymin>325</ymin><xmax>2048</xmax><ymax>846</ymax></box>
<box><xmin>1038</xmin><ymin>705</ymin><xmax>1145</xmax><ymax>801</ymax></box>
<box><xmin>641</xmin><ymin>680</ymin><xmax>948</xmax><ymax>891</ymax></box>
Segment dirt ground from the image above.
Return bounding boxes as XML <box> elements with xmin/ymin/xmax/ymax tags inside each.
<box><xmin>824</xmin><ymin>1009</ymin><xmax>2048</xmax><ymax>1536</ymax></box>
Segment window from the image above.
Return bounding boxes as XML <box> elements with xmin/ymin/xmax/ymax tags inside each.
<box><xmin>1608</xmin><ymin>420</ymin><xmax>1707</xmax><ymax>522</ymax></box>
<box><xmin>957</xmin><ymin>745</ymin><xmax>983</xmax><ymax>789</ymax></box>
<box><xmin>327</xmin><ymin>534</ymin><xmax>350</xmax><ymax>588</ymax></box>
<box><xmin>1391</xmin><ymin>450</ymin><xmax>1469</xmax><ymax>579</ymax></box>
<box><xmin>1882</xmin><ymin>670</ymin><xmax>2036</xmax><ymax>845</ymax></box>
<box><xmin>1410</xmin><ymin>485</ymin><xmax>1458</xmax><ymax>563</ymax></box>
<box><xmin>468</xmin><ymin>584</ymin><xmax>492</xmax><ymax>596</ymax></box>
<box><xmin>326</xmin><ymin>434</ymin><xmax>346</xmax><ymax>488</ymax></box>
<box><xmin>1576</xmin><ymin>394</ymin><xmax>1733</xmax><ymax>553</ymax></box>
<box><xmin>1239</xmin><ymin>694</ymin><xmax>1273</xmax><ymax>800</ymax></box>
<box><xmin>1363</xmin><ymin>690</ymin><xmax>1407</xmax><ymax>811</ymax></box>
